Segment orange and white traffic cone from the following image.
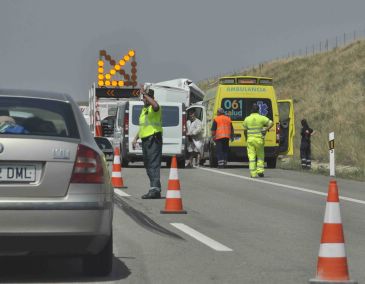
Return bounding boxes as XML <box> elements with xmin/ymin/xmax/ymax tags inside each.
<box><xmin>161</xmin><ymin>156</ymin><xmax>187</xmax><ymax>214</ymax></box>
<box><xmin>309</xmin><ymin>180</ymin><xmax>357</xmax><ymax>284</ymax></box>
<box><xmin>95</xmin><ymin>110</ymin><xmax>103</xmax><ymax>137</ymax></box>
<box><xmin>112</xmin><ymin>146</ymin><xmax>127</xmax><ymax>189</ymax></box>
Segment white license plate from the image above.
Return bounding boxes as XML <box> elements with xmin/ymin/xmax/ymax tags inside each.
<box><xmin>234</xmin><ymin>136</ymin><xmax>241</xmax><ymax>141</ymax></box>
<box><xmin>0</xmin><ymin>165</ymin><xmax>36</xmax><ymax>182</ymax></box>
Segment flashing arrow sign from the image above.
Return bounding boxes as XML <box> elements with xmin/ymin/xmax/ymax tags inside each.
<box><xmin>95</xmin><ymin>88</ymin><xmax>140</xmax><ymax>99</ymax></box>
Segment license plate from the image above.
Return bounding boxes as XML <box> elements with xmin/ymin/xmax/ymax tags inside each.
<box><xmin>0</xmin><ymin>165</ymin><xmax>36</xmax><ymax>182</ymax></box>
<box><xmin>234</xmin><ymin>135</ymin><xmax>241</xmax><ymax>141</ymax></box>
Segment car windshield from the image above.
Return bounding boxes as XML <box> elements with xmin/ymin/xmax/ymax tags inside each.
<box><xmin>0</xmin><ymin>96</ymin><xmax>79</xmax><ymax>138</ymax></box>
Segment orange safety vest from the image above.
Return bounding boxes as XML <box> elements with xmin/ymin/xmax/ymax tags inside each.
<box><xmin>214</xmin><ymin>115</ymin><xmax>232</xmax><ymax>140</ymax></box>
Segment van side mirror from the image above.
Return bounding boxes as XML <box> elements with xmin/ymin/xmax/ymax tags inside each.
<box><xmin>94</xmin><ymin>137</ymin><xmax>114</xmax><ymax>161</ymax></box>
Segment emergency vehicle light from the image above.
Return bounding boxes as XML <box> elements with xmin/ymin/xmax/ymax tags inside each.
<box><xmin>258</xmin><ymin>78</ymin><xmax>273</xmax><ymax>85</ymax></box>
<box><xmin>219</xmin><ymin>78</ymin><xmax>236</xmax><ymax>85</ymax></box>
<box><xmin>237</xmin><ymin>78</ymin><xmax>257</xmax><ymax>85</ymax></box>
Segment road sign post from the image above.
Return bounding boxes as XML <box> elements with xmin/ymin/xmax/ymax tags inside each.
<box><xmin>329</xmin><ymin>132</ymin><xmax>335</xmax><ymax>177</ymax></box>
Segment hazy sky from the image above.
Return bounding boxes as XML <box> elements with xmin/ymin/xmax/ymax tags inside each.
<box><xmin>1</xmin><ymin>0</ymin><xmax>365</xmax><ymax>101</ymax></box>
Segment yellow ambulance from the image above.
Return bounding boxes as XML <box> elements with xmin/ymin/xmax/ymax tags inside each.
<box><xmin>192</xmin><ymin>76</ymin><xmax>295</xmax><ymax>168</ymax></box>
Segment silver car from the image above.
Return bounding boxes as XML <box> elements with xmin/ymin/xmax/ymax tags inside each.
<box><xmin>0</xmin><ymin>89</ymin><xmax>113</xmax><ymax>276</ymax></box>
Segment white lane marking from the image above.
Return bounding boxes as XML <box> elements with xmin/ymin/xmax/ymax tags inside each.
<box><xmin>171</xmin><ymin>223</ymin><xmax>233</xmax><ymax>252</ymax></box>
<box><xmin>198</xmin><ymin>167</ymin><xmax>365</xmax><ymax>205</ymax></box>
<box><xmin>114</xmin><ymin>188</ymin><xmax>130</xmax><ymax>197</ymax></box>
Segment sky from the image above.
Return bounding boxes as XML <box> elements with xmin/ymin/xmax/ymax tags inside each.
<box><xmin>1</xmin><ymin>0</ymin><xmax>365</xmax><ymax>102</ymax></box>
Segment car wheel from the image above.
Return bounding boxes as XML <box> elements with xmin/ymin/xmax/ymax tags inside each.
<box><xmin>266</xmin><ymin>158</ymin><xmax>277</xmax><ymax>169</ymax></box>
<box><xmin>83</xmin><ymin>233</ymin><xmax>113</xmax><ymax>277</ymax></box>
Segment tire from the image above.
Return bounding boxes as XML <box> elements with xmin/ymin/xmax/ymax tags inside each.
<box><xmin>266</xmin><ymin>158</ymin><xmax>277</xmax><ymax>169</ymax></box>
<box><xmin>122</xmin><ymin>159</ymin><xmax>129</xmax><ymax>167</ymax></box>
<box><xmin>209</xmin><ymin>145</ymin><xmax>217</xmax><ymax>168</ymax></box>
<box><xmin>83</xmin><ymin>233</ymin><xmax>113</xmax><ymax>277</ymax></box>
<box><xmin>177</xmin><ymin>158</ymin><xmax>186</xmax><ymax>168</ymax></box>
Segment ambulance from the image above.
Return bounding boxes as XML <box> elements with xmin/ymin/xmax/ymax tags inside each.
<box><xmin>188</xmin><ymin>76</ymin><xmax>295</xmax><ymax>168</ymax></box>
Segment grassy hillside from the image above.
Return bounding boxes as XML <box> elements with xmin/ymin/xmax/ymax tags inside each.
<box><xmin>199</xmin><ymin>40</ymin><xmax>365</xmax><ymax>179</ymax></box>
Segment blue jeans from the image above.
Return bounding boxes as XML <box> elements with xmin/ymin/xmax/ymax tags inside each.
<box><xmin>142</xmin><ymin>133</ymin><xmax>162</xmax><ymax>191</ymax></box>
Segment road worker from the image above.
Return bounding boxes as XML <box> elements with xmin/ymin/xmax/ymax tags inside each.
<box><xmin>132</xmin><ymin>86</ymin><xmax>163</xmax><ymax>199</ymax></box>
<box><xmin>243</xmin><ymin>104</ymin><xmax>273</xmax><ymax>178</ymax></box>
<box><xmin>211</xmin><ymin>108</ymin><xmax>234</xmax><ymax>168</ymax></box>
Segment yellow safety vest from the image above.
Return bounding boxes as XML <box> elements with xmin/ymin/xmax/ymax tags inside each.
<box><xmin>243</xmin><ymin>113</ymin><xmax>271</xmax><ymax>139</ymax></box>
<box><xmin>139</xmin><ymin>105</ymin><xmax>163</xmax><ymax>139</ymax></box>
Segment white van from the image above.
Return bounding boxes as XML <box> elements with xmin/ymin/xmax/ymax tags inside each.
<box><xmin>114</xmin><ymin>101</ymin><xmax>186</xmax><ymax>167</ymax></box>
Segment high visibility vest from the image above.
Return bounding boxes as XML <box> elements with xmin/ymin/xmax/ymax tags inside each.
<box><xmin>139</xmin><ymin>105</ymin><xmax>163</xmax><ymax>139</ymax></box>
<box><xmin>214</xmin><ymin>115</ymin><xmax>232</xmax><ymax>140</ymax></box>
<box><xmin>243</xmin><ymin>113</ymin><xmax>271</xmax><ymax>139</ymax></box>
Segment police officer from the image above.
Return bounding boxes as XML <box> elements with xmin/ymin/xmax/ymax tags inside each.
<box><xmin>243</xmin><ymin>104</ymin><xmax>273</xmax><ymax>178</ymax></box>
<box><xmin>211</xmin><ymin>108</ymin><xmax>234</xmax><ymax>168</ymax></box>
<box><xmin>132</xmin><ymin>86</ymin><xmax>163</xmax><ymax>199</ymax></box>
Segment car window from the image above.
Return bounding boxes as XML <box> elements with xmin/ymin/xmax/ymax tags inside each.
<box><xmin>0</xmin><ymin>96</ymin><xmax>79</xmax><ymax>138</ymax></box>
<box><xmin>132</xmin><ymin>105</ymin><xmax>179</xmax><ymax>127</ymax></box>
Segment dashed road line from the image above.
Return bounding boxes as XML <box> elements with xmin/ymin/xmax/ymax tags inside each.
<box><xmin>114</xmin><ymin>188</ymin><xmax>131</xmax><ymax>197</ymax></box>
<box><xmin>198</xmin><ymin>167</ymin><xmax>365</xmax><ymax>205</ymax></box>
<box><xmin>170</xmin><ymin>223</ymin><xmax>233</xmax><ymax>252</ymax></box>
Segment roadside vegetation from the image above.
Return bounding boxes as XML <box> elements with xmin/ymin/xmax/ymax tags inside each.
<box><xmin>199</xmin><ymin>40</ymin><xmax>365</xmax><ymax>181</ymax></box>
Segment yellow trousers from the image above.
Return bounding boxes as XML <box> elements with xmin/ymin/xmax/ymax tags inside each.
<box><xmin>247</xmin><ymin>137</ymin><xmax>265</xmax><ymax>177</ymax></box>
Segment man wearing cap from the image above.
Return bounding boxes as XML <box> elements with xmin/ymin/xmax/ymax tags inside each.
<box><xmin>243</xmin><ymin>104</ymin><xmax>273</xmax><ymax>178</ymax></box>
<box><xmin>211</xmin><ymin>108</ymin><xmax>234</xmax><ymax>168</ymax></box>
<box><xmin>132</xmin><ymin>86</ymin><xmax>163</xmax><ymax>199</ymax></box>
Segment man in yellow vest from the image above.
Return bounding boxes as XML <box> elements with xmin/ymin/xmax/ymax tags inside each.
<box><xmin>243</xmin><ymin>104</ymin><xmax>273</xmax><ymax>178</ymax></box>
<box><xmin>132</xmin><ymin>86</ymin><xmax>163</xmax><ymax>199</ymax></box>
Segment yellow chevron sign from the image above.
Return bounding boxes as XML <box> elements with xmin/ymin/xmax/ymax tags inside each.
<box><xmin>97</xmin><ymin>49</ymin><xmax>138</xmax><ymax>87</ymax></box>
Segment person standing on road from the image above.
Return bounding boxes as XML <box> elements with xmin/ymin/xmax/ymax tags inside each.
<box><xmin>300</xmin><ymin>119</ymin><xmax>315</xmax><ymax>169</ymax></box>
<box><xmin>186</xmin><ymin>110</ymin><xmax>203</xmax><ymax>167</ymax></box>
<box><xmin>211</xmin><ymin>108</ymin><xmax>234</xmax><ymax>168</ymax></box>
<box><xmin>132</xmin><ymin>86</ymin><xmax>163</xmax><ymax>199</ymax></box>
<box><xmin>243</xmin><ymin>104</ymin><xmax>273</xmax><ymax>178</ymax></box>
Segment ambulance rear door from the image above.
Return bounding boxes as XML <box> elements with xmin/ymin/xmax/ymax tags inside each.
<box><xmin>278</xmin><ymin>99</ymin><xmax>295</xmax><ymax>155</ymax></box>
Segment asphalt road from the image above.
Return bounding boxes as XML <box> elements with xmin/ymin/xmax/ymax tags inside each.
<box><xmin>1</xmin><ymin>163</ymin><xmax>364</xmax><ymax>283</ymax></box>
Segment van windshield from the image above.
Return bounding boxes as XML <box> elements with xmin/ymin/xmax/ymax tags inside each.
<box><xmin>221</xmin><ymin>98</ymin><xmax>273</xmax><ymax>121</ymax></box>
<box><xmin>132</xmin><ymin>105</ymin><xmax>179</xmax><ymax>127</ymax></box>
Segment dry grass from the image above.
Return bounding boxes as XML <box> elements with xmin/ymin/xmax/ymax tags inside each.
<box><xmin>199</xmin><ymin>40</ymin><xmax>365</xmax><ymax>180</ymax></box>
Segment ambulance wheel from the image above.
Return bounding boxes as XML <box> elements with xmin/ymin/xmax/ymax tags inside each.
<box><xmin>267</xmin><ymin>158</ymin><xmax>277</xmax><ymax>169</ymax></box>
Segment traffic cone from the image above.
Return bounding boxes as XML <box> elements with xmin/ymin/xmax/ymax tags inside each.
<box><xmin>161</xmin><ymin>156</ymin><xmax>187</xmax><ymax>214</ymax></box>
<box><xmin>309</xmin><ymin>180</ymin><xmax>357</xmax><ymax>284</ymax></box>
<box><xmin>112</xmin><ymin>146</ymin><xmax>127</xmax><ymax>189</ymax></box>
<box><xmin>95</xmin><ymin>110</ymin><xmax>103</xmax><ymax>137</ymax></box>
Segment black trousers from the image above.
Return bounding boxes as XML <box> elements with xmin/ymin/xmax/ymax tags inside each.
<box><xmin>215</xmin><ymin>138</ymin><xmax>229</xmax><ymax>166</ymax></box>
<box><xmin>142</xmin><ymin>133</ymin><xmax>162</xmax><ymax>191</ymax></box>
<box><xmin>300</xmin><ymin>141</ymin><xmax>311</xmax><ymax>168</ymax></box>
